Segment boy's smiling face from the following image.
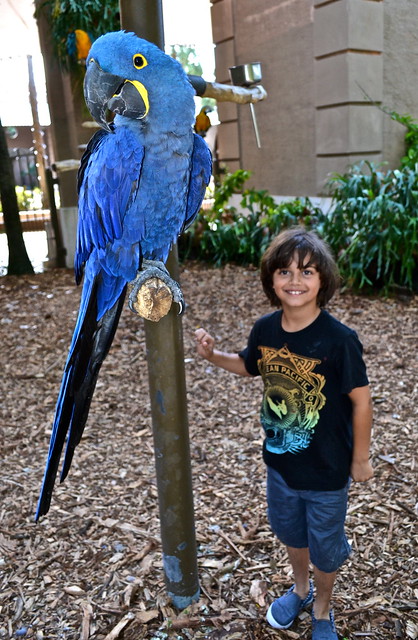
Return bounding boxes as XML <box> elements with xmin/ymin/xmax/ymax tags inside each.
<box><xmin>272</xmin><ymin>253</ymin><xmax>321</xmax><ymax>313</ymax></box>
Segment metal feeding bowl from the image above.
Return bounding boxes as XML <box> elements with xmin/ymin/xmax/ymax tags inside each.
<box><xmin>229</xmin><ymin>62</ymin><xmax>262</xmax><ymax>87</ymax></box>
<box><xmin>229</xmin><ymin>63</ymin><xmax>263</xmax><ymax>148</ymax></box>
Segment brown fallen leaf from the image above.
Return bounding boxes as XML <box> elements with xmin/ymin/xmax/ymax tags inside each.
<box><xmin>63</xmin><ymin>585</ymin><xmax>85</xmax><ymax>596</ymax></box>
<box><xmin>250</xmin><ymin>579</ymin><xmax>269</xmax><ymax>607</ymax></box>
<box><xmin>103</xmin><ymin>611</ymin><xmax>135</xmax><ymax>640</ymax></box>
<box><xmin>135</xmin><ymin>609</ymin><xmax>159</xmax><ymax>623</ymax></box>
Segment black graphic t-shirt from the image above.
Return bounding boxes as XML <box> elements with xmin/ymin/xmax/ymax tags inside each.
<box><xmin>239</xmin><ymin>310</ymin><xmax>369</xmax><ymax>491</ymax></box>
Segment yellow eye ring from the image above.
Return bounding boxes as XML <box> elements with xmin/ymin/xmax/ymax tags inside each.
<box><xmin>133</xmin><ymin>54</ymin><xmax>148</xmax><ymax>69</ymax></box>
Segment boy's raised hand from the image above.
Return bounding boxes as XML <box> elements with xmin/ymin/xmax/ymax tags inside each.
<box><xmin>195</xmin><ymin>328</ymin><xmax>215</xmax><ymax>360</ymax></box>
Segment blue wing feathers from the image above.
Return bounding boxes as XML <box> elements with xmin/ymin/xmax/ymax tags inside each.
<box><xmin>77</xmin><ymin>129</ymin><xmax>145</xmax><ymax>265</ymax></box>
<box><xmin>77</xmin><ymin>129</ymin><xmax>108</xmax><ymax>193</ymax></box>
<box><xmin>184</xmin><ymin>134</ymin><xmax>212</xmax><ymax>231</ymax></box>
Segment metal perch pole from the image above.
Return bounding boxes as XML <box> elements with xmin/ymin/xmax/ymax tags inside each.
<box><xmin>118</xmin><ymin>0</ymin><xmax>200</xmax><ymax>609</ymax></box>
<box><xmin>120</xmin><ymin>0</ymin><xmax>267</xmax><ymax>610</ymax></box>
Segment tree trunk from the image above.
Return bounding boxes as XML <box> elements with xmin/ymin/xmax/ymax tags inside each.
<box><xmin>34</xmin><ymin>0</ymin><xmax>80</xmax><ymax>209</ymax></box>
<box><xmin>0</xmin><ymin>119</ymin><xmax>34</xmax><ymax>275</ymax></box>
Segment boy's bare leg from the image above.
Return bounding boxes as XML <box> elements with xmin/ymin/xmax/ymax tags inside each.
<box><xmin>312</xmin><ymin>566</ymin><xmax>337</xmax><ymax>619</ymax></box>
<box><xmin>286</xmin><ymin>546</ymin><xmax>311</xmax><ymax>598</ymax></box>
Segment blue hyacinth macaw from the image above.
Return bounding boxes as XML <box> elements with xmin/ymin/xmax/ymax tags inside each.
<box><xmin>35</xmin><ymin>31</ymin><xmax>212</xmax><ymax>520</ymax></box>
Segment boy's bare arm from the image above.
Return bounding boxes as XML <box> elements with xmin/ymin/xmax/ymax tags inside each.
<box><xmin>195</xmin><ymin>328</ymin><xmax>250</xmax><ymax>377</ymax></box>
<box><xmin>348</xmin><ymin>385</ymin><xmax>374</xmax><ymax>482</ymax></box>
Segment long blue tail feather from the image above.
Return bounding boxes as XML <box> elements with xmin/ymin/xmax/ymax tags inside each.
<box><xmin>35</xmin><ymin>277</ymin><xmax>126</xmax><ymax>520</ymax></box>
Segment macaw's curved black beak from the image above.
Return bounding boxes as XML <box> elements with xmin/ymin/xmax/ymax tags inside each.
<box><xmin>84</xmin><ymin>58</ymin><xmax>149</xmax><ymax>132</ymax></box>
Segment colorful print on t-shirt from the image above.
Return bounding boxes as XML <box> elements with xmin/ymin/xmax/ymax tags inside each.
<box><xmin>257</xmin><ymin>345</ymin><xmax>326</xmax><ymax>454</ymax></box>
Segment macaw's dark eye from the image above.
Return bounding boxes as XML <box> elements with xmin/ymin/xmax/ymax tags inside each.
<box><xmin>133</xmin><ymin>54</ymin><xmax>148</xmax><ymax>69</ymax></box>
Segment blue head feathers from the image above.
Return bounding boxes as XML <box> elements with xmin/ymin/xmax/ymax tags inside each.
<box><xmin>84</xmin><ymin>31</ymin><xmax>196</xmax><ymax>134</ymax></box>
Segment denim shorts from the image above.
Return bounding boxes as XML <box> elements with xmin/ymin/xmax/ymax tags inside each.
<box><xmin>266</xmin><ymin>466</ymin><xmax>351</xmax><ymax>573</ymax></box>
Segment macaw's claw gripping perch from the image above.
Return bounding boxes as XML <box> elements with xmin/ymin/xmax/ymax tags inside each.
<box><xmin>128</xmin><ymin>259</ymin><xmax>185</xmax><ymax>320</ymax></box>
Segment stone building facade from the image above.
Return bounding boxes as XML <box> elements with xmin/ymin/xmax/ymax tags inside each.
<box><xmin>210</xmin><ymin>0</ymin><xmax>418</xmax><ymax>196</ymax></box>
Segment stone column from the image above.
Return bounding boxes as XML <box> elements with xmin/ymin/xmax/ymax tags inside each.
<box><xmin>211</xmin><ymin>0</ymin><xmax>241</xmax><ymax>173</ymax></box>
<box><xmin>313</xmin><ymin>0</ymin><xmax>384</xmax><ymax>192</ymax></box>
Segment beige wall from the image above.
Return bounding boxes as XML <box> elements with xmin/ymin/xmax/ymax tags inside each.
<box><xmin>211</xmin><ymin>0</ymin><xmax>418</xmax><ymax>197</ymax></box>
<box><xmin>382</xmin><ymin>0</ymin><xmax>418</xmax><ymax>170</ymax></box>
<box><xmin>213</xmin><ymin>0</ymin><xmax>317</xmax><ymax>195</ymax></box>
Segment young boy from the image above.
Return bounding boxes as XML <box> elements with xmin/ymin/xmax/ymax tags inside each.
<box><xmin>195</xmin><ymin>227</ymin><xmax>373</xmax><ymax>640</ymax></box>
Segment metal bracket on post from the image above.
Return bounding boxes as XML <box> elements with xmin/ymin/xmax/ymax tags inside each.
<box><xmin>189</xmin><ymin>70</ymin><xmax>267</xmax><ymax>149</ymax></box>
<box><xmin>229</xmin><ymin>63</ymin><xmax>264</xmax><ymax>148</ymax></box>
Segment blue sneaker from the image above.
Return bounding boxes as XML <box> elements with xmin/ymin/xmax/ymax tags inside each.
<box><xmin>312</xmin><ymin>609</ymin><xmax>338</xmax><ymax>640</ymax></box>
<box><xmin>266</xmin><ymin>580</ymin><xmax>314</xmax><ymax>629</ymax></box>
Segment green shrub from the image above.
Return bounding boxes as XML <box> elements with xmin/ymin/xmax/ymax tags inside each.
<box><xmin>0</xmin><ymin>186</ymin><xmax>43</xmax><ymax>213</ymax></box>
<box><xmin>180</xmin><ymin>170</ymin><xmax>325</xmax><ymax>267</ymax></box>
<box><xmin>324</xmin><ymin>161</ymin><xmax>418</xmax><ymax>292</ymax></box>
<box><xmin>181</xmin><ymin>165</ymin><xmax>418</xmax><ymax>294</ymax></box>
<box><xmin>378</xmin><ymin>106</ymin><xmax>418</xmax><ymax>171</ymax></box>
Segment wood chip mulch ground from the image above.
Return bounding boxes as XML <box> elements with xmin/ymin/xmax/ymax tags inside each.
<box><xmin>0</xmin><ymin>262</ymin><xmax>417</xmax><ymax>640</ymax></box>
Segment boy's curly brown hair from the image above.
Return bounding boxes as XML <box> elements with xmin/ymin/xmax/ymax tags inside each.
<box><xmin>260</xmin><ymin>227</ymin><xmax>340</xmax><ymax>308</ymax></box>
